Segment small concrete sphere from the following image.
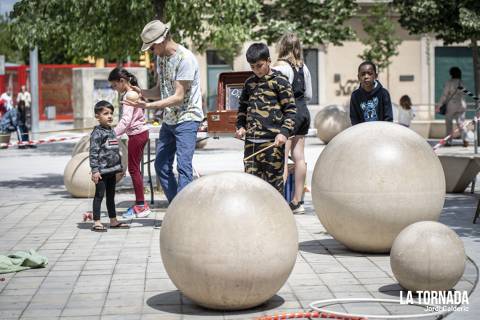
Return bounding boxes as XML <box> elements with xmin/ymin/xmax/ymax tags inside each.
<box><xmin>64</xmin><ymin>151</ymin><xmax>126</xmax><ymax>198</ymax></box>
<box><xmin>160</xmin><ymin>172</ymin><xmax>298</xmax><ymax>310</ymax></box>
<box><xmin>71</xmin><ymin>136</ymin><xmax>128</xmax><ymax>169</ymax></box>
<box><xmin>64</xmin><ymin>152</ymin><xmax>96</xmax><ymax>198</ymax></box>
<box><xmin>312</xmin><ymin>122</ymin><xmax>446</xmax><ymax>253</ymax></box>
<box><xmin>125</xmin><ymin>90</ymin><xmax>139</xmax><ymax>102</ymax></box>
<box><xmin>314</xmin><ymin>105</ymin><xmax>351</xmax><ymax>143</ymax></box>
<box><xmin>72</xmin><ymin>135</ymin><xmax>90</xmax><ymax>156</ymax></box>
<box><xmin>391</xmin><ymin>221</ymin><xmax>466</xmax><ymax>291</ymax></box>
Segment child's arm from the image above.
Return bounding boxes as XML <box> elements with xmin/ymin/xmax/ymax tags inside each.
<box><xmin>276</xmin><ymin>78</ymin><xmax>296</xmax><ymax>139</ymax></box>
<box><xmin>114</xmin><ymin>104</ymin><xmax>134</xmax><ymax>137</ymax></box>
<box><xmin>89</xmin><ymin>131</ymin><xmax>102</xmax><ymax>184</ymax></box>
<box><xmin>235</xmin><ymin>81</ymin><xmax>250</xmax><ymax>138</ymax></box>
<box><xmin>382</xmin><ymin>90</ymin><xmax>394</xmax><ymax>122</ymax></box>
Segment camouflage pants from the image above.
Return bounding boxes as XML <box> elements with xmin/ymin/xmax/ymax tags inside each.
<box><xmin>244</xmin><ymin>140</ymin><xmax>285</xmax><ymax>194</ymax></box>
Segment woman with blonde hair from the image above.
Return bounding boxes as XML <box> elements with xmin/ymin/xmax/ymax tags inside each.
<box><xmin>273</xmin><ymin>32</ymin><xmax>312</xmax><ymax>214</ymax></box>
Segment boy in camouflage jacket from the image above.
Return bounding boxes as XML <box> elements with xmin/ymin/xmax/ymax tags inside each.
<box><xmin>235</xmin><ymin>43</ymin><xmax>296</xmax><ymax>194</ymax></box>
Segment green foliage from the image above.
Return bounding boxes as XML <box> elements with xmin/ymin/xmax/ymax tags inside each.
<box><xmin>358</xmin><ymin>3</ymin><xmax>402</xmax><ymax>72</ymax></box>
<box><xmin>164</xmin><ymin>0</ymin><xmax>261</xmax><ymax>64</ymax></box>
<box><xmin>0</xmin><ymin>15</ymin><xmax>25</xmax><ymax>63</ymax></box>
<box><xmin>8</xmin><ymin>0</ymin><xmax>259</xmax><ymax>65</ymax></box>
<box><xmin>394</xmin><ymin>0</ymin><xmax>480</xmax><ymax>44</ymax></box>
<box><xmin>9</xmin><ymin>0</ymin><xmax>155</xmax><ymax>64</ymax></box>
<box><xmin>255</xmin><ymin>0</ymin><xmax>357</xmax><ymax>46</ymax></box>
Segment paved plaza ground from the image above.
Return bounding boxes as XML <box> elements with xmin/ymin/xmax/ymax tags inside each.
<box><xmin>0</xmin><ymin>128</ymin><xmax>479</xmax><ymax>319</ymax></box>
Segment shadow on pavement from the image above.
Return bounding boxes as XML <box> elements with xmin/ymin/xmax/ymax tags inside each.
<box><xmin>146</xmin><ymin>290</ymin><xmax>285</xmax><ymax>315</ymax></box>
<box><xmin>0</xmin><ymin>173</ymin><xmax>65</xmax><ymax>189</ymax></box>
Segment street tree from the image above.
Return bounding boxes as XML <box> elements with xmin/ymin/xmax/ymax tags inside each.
<box><xmin>394</xmin><ymin>0</ymin><xmax>480</xmax><ymax>99</ymax></box>
<box><xmin>358</xmin><ymin>3</ymin><xmax>402</xmax><ymax>74</ymax></box>
<box><xmin>255</xmin><ymin>0</ymin><xmax>358</xmax><ymax>47</ymax></box>
<box><xmin>9</xmin><ymin>0</ymin><xmax>260</xmax><ymax>65</ymax></box>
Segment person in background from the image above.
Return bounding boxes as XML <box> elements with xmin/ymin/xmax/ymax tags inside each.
<box><xmin>397</xmin><ymin>95</ymin><xmax>415</xmax><ymax>128</ymax></box>
<box><xmin>273</xmin><ymin>32</ymin><xmax>312</xmax><ymax>214</ymax></box>
<box><xmin>16</xmin><ymin>86</ymin><xmax>34</xmax><ymax>148</ymax></box>
<box><xmin>350</xmin><ymin>61</ymin><xmax>393</xmax><ymax>125</ymax></box>
<box><xmin>0</xmin><ymin>88</ymin><xmax>14</xmax><ymax>111</ymax></box>
<box><xmin>436</xmin><ymin>67</ymin><xmax>468</xmax><ymax>147</ymax></box>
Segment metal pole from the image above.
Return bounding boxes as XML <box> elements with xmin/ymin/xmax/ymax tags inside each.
<box><xmin>29</xmin><ymin>47</ymin><xmax>39</xmax><ymax>140</ymax></box>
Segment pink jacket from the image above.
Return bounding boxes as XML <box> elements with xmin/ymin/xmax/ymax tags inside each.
<box><xmin>114</xmin><ymin>99</ymin><xmax>149</xmax><ymax>137</ymax></box>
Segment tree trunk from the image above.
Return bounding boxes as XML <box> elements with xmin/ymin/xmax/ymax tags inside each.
<box><xmin>472</xmin><ymin>37</ymin><xmax>480</xmax><ymax>108</ymax></box>
<box><xmin>152</xmin><ymin>0</ymin><xmax>166</xmax><ymax>20</ymax></box>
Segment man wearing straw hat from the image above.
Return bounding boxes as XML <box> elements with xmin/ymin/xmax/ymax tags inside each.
<box><xmin>123</xmin><ymin>20</ymin><xmax>203</xmax><ymax>203</ymax></box>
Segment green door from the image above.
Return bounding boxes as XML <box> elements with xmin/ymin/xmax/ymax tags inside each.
<box><xmin>435</xmin><ymin>47</ymin><xmax>475</xmax><ymax>119</ymax></box>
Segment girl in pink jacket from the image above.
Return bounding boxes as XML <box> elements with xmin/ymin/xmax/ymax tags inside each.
<box><xmin>109</xmin><ymin>67</ymin><xmax>151</xmax><ymax>218</ymax></box>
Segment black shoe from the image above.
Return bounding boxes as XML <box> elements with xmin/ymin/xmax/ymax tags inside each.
<box><xmin>289</xmin><ymin>201</ymin><xmax>305</xmax><ymax>214</ymax></box>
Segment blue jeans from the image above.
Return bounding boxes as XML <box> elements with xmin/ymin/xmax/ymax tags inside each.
<box><xmin>155</xmin><ymin>121</ymin><xmax>200</xmax><ymax>202</ymax></box>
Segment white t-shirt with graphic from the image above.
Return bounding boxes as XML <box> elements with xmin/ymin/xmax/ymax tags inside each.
<box><xmin>156</xmin><ymin>44</ymin><xmax>203</xmax><ymax>125</ymax></box>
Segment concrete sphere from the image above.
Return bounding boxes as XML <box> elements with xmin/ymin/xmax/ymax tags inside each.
<box><xmin>64</xmin><ymin>151</ymin><xmax>126</xmax><ymax>198</ymax></box>
<box><xmin>64</xmin><ymin>152</ymin><xmax>96</xmax><ymax>198</ymax></box>
<box><xmin>160</xmin><ymin>172</ymin><xmax>298</xmax><ymax>310</ymax></box>
<box><xmin>72</xmin><ymin>135</ymin><xmax>128</xmax><ymax>169</ymax></box>
<box><xmin>72</xmin><ymin>135</ymin><xmax>90</xmax><ymax>156</ymax></box>
<box><xmin>195</xmin><ymin>138</ymin><xmax>208</xmax><ymax>149</ymax></box>
<box><xmin>314</xmin><ymin>105</ymin><xmax>351</xmax><ymax>143</ymax></box>
<box><xmin>125</xmin><ymin>90</ymin><xmax>139</xmax><ymax>102</ymax></box>
<box><xmin>391</xmin><ymin>221</ymin><xmax>465</xmax><ymax>291</ymax></box>
<box><xmin>312</xmin><ymin>122</ymin><xmax>445</xmax><ymax>253</ymax></box>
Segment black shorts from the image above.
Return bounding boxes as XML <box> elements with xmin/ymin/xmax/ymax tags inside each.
<box><xmin>293</xmin><ymin>105</ymin><xmax>311</xmax><ymax>136</ymax></box>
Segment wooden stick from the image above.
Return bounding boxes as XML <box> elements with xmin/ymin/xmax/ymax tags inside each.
<box><xmin>243</xmin><ymin>142</ymin><xmax>276</xmax><ymax>161</ymax></box>
<box><xmin>243</xmin><ymin>135</ymin><xmax>295</xmax><ymax>161</ymax></box>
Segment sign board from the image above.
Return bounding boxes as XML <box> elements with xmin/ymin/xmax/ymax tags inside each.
<box><xmin>225</xmin><ymin>83</ymin><xmax>243</xmax><ymax>110</ymax></box>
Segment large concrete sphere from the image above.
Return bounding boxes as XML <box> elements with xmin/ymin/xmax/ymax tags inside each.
<box><xmin>312</xmin><ymin>122</ymin><xmax>445</xmax><ymax>253</ymax></box>
<box><xmin>72</xmin><ymin>135</ymin><xmax>90</xmax><ymax>156</ymax></box>
<box><xmin>314</xmin><ymin>105</ymin><xmax>351</xmax><ymax>143</ymax></box>
<box><xmin>64</xmin><ymin>152</ymin><xmax>96</xmax><ymax>198</ymax></box>
<box><xmin>391</xmin><ymin>221</ymin><xmax>465</xmax><ymax>291</ymax></box>
<box><xmin>160</xmin><ymin>172</ymin><xmax>298</xmax><ymax>310</ymax></box>
<box><xmin>64</xmin><ymin>152</ymin><xmax>126</xmax><ymax>198</ymax></box>
<box><xmin>72</xmin><ymin>135</ymin><xmax>128</xmax><ymax>169</ymax></box>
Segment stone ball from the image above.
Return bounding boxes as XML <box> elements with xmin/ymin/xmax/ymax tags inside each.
<box><xmin>72</xmin><ymin>135</ymin><xmax>90</xmax><ymax>156</ymax></box>
<box><xmin>160</xmin><ymin>172</ymin><xmax>298</xmax><ymax>310</ymax></box>
<box><xmin>314</xmin><ymin>105</ymin><xmax>351</xmax><ymax>143</ymax></box>
<box><xmin>391</xmin><ymin>221</ymin><xmax>465</xmax><ymax>291</ymax></box>
<box><xmin>195</xmin><ymin>138</ymin><xmax>208</xmax><ymax>149</ymax></box>
<box><xmin>71</xmin><ymin>135</ymin><xmax>128</xmax><ymax>170</ymax></box>
<box><xmin>64</xmin><ymin>151</ymin><xmax>127</xmax><ymax>198</ymax></box>
<box><xmin>64</xmin><ymin>152</ymin><xmax>96</xmax><ymax>198</ymax></box>
<box><xmin>125</xmin><ymin>90</ymin><xmax>139</xmax><ymax>102</ymax></box>
<box><xmin>312</xmin><ymin>122</ymin><xmax>446</xmax><ymax>253</ymax></box>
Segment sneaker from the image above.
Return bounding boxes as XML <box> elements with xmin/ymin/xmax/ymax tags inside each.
<box><xmin>122</xmin><ymin>206</ymin><xmax>136</xmax><ymax>219</ymax></box>
<box><xmin>289</xmin><ymin>201</ymin><xmax>305</xmax><ymax>214</ymax></box>
<box><xmin>134</xmin><ymin>204</ymin><xmax>151</xmax><ymax>218</ymax></box>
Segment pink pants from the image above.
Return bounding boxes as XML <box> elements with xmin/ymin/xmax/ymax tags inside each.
<box><xmin>128</xmin><ymin>130</ymin><xmax>149</xmax><ymax>203</ymax></box>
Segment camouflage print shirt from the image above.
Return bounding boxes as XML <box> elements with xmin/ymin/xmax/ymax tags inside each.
<box><xmin>89</xmin><ymin>125</ymin><xmax>122</xmax><ymax>175</ymax></box>
<box><xmin>236</xmin><ymin>70</ymin><xmax>296</xmax><ymax>140</ymax></box>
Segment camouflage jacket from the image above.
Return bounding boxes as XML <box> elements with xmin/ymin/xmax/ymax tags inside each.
<box><xmin>89</xmin><ymin>125</ymin><xmax>122</xmax><ymax>175</ymax></box>
<box><xmin>236</xmin><ymin>71</ymin><xmax>296</xmax><ymax>139</ymax></box>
